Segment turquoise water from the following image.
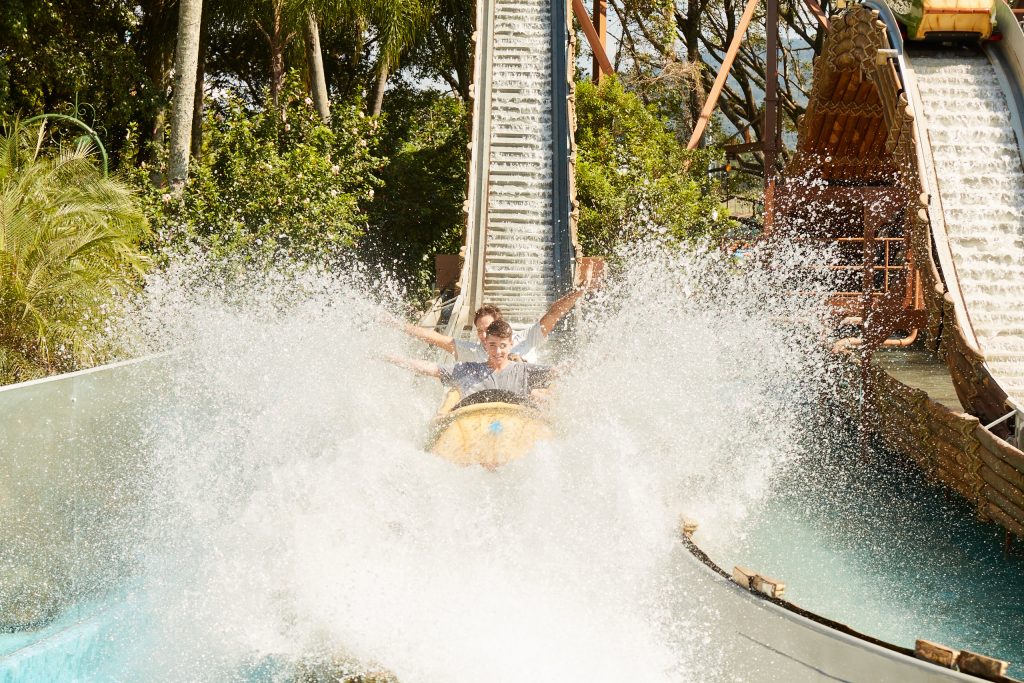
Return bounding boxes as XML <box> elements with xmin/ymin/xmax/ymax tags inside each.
<box><xmin>0</xmin><ymin>594</ymin><xmax>288</xmax><ymax>683</ymax></box>
<box><xmin>719</xmin><ymin>434</ymin><xmax>1024</xmax><ymax>676</ymax></box>
<box><xmin>0</xmin><ymin>597</ymin><xmax>124</xmax><ymax>683</ymax></box>
<box><xmin>9</xmin><ymin>437</ymin><xmax>1023</xmax><ymax>681</ymax></box>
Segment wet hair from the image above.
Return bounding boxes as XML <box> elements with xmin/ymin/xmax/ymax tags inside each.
<box><xmin>485</xmin><ymin>319</ymin><xmax>514</xmax><ymax>339</ymax></box>
<box><xmin>474</xmin><ymin>305</ymin><xmax>503</xmax><ymax>323</ymax></box>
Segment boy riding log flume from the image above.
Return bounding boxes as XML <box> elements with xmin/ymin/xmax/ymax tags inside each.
<box><xmin>385</xmin><ymin>265</ymin><xmax>600</xmax><ymax>468</ymax></box>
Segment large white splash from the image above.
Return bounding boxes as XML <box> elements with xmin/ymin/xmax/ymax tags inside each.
<box><xmin>107</xmin><ymin>243</ymin><xmax>833</xmax><ymax>682</ymax></box>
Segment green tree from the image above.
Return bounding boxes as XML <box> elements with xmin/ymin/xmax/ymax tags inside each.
<box><xmin>575</xmin><ymin>77</ymin><xmax>730</xmax><ymax>254</ymax></box>
<box><xmin>365</xmin><ymin>0</ymin><xmax>435</xmax><ymax>116</ymax></box>
<box><xmin>366</xmin><ymin>86</ymin><xmax>468</xmax><ymax>294</ymax></box>
<box><xmin>134</xmin><ymin>75</ymin><xmax>382</xmax><ymax>263</ymax></box>
<box><xmin>0</xmin><ymin>0</ymin><xmax>161</xmax><ymax>168</ymax></box>
<box><xmin>0</xmin><ymin>122</ymin><xmax>151</xmax><ymax>384</ymax></box>
<box><xmin>404</xmin><ymin>0</ymin><xmax>473</xmax><ymax>101</ymax></box>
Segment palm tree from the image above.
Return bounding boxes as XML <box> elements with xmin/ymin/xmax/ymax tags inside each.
<box><xmin>305</xmin><ymin>11</ymin><xmax>331</xmax><ymax>121</ymax></box>
<box><xmin>0</xmin><ymin>123</ymin><xmax>152</xmax><ymax>384</ymax></box>
<box><xmin>168</xmin><ymin>0</ymin><xmax>204</xmax><ymax>190</ymax></box>
<box><xmin>367</xmin><ymin>0</ymin><xmax>434</xmax><ymax>115</ymax></box>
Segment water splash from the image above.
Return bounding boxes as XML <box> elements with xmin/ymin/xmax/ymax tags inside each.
<box><xmin>99</xmin><ymin>241</ymin><xmax>833</xmax><ymax>682</ymax></box>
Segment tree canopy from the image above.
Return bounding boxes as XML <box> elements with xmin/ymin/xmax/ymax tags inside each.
<box><xmin>0</xmin><ymin>0</ymin><xmax>765</xmax><ymax>382</ymax></box>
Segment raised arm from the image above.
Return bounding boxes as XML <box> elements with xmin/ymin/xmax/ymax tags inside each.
<box><xmin>403</xmin><ymin>323</ymin><xmax>457</xmax><ymax>356</ymax></box>
<box><xmin>538</xmin><ymin>288</ymin><xmax>586</xmax><ymax>336</ymax></box>
<box><xmin>378</xmin><ymin>309</ymin><xmax>457</xmax><ymax>356</ymax></box>
<box><xmin>538</xmin><ymin>260</ymin><xmax>602</xmax><ymax>335</ymax></box>
<box><xmin>384</xmin><ymin>354</ymin><xmax>442</xmax><ymax>378</ymax></box>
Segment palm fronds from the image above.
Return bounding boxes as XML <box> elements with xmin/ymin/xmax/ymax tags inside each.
<box><xmin>0</xmin><ymin>121</ymin><xmax>151</xmax><ymax>384</ymax></box>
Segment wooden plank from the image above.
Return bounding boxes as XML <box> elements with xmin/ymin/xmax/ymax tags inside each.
<box><xmin>591</xmin><ymin>0</ymin><xmax>607</xmax><ymax>84</ymax></box>
<box><xmin>680</xmin><ymin>516</ymin><xmax>699</xmax><ymax>537</ymax></box>
<box><xmin>753</xmin><ymin>574</ymin><xmax>786</xmax><ymax>599</ymax></box>
<box><xmin>732</xmin><ymin>566</ymin><xmax>756</xmax><ymax>589</ymax></box>
<box><xmin>572</xmin><ymin>0</ymin><xmax>614</xmax><ymax>77</ymax></box>
<box><xmin>986</xmin><ymin>502</ymin><xmax>1024</xmax><ymax>538</ymax></box>
<box><xmin>724</xmin><ymin>141</ymin><xmax>763</xmax><ymax>155</ymax></box>
<box><xmin>980</xmin><ymin>474</ymin><xmax>1024</xmax><ymax>527</ymax></box>
<box><xmin>914</xmin><ymin>639</ymin><xmax>958</xmax><ymax>668</ymax></box>
<box><xmin>802</xmin><ymin>0</ymin><xmax>830</xmax><ymax>29</ymax></box>
<box><xmin>686</xmin><ymin>0</ymin><xmax>760</xmax><ymax>150</ymax></box>
<box><xmin>957</xmin><ymin>650</ymin><xmax>1009</xmax><ymax>679</ymax></box>
<box><xmin>975</xmin><ymin>425</ymin><xmax>1024</xmax><ymax>474</ymax></box>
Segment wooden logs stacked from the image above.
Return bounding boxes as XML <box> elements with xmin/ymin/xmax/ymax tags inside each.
<box><xmin>974</xmin><ymin>427</ymin><xmax>1024</xmax><ymax>537</ymax></box>
<box><xmin>939</xmin><ymin>294</ymin><xmax>1009</xmax><ymax>426</ymax></box>
<box><xmin>869</xmin><ymin>363</ymin><xmax>983</xmax><ymax>503</ymax></box>
<box><xmin>862</xmin><ymin>353</ymin><xmax>1024</xmax><ymax>541</ymax></box>
<box><xmin>790</xmin><ymin>7</ymin><xmax>898</xmax><ymax>183</ymax></box>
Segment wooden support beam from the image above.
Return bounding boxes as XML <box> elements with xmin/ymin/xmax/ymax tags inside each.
<box><xmin>687</xmin><ymin>0</ymin><xmax>760</xmax><ymax>150</ymax></box>
<box><xmin>764</xmin><ymin>0</ymin><xmax>780</xmax><ymax>186</ymax></box>
<box><xmin>592</xmin><ymin>0</ymin><xmax>608</xmax><ymax>84</ymax></box>
<box><xmin>803</xmin><ymin>0</ymin><xmax>830</xmax><ymax>30</ymax></box>
<box><xmin>572</xmin><ymin>0</ymin><xmax>614</xmax><ymax>78</ymax></box>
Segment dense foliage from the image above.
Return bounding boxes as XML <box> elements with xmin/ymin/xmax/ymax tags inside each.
<box><xmin>574</xmin><ymin>77</ymin><xmax>731</xmax><ymax>254</ymax></box>
<box><xmin>0</xmin><ymin>122</ymin><xmax>150</xmax><ymax>384</ymax></box>
<box><xmin>366</xmin><ymin>86</ymin><xmax>468</xmax><ymax>295</ymax></box>
<box><xmin>131</xmin><ymin>77</ymin><xmax>383</xmax><ymax>263</ymax></box>
<box><xmin>0</xmin><ymin>0</ymin><xmax>161</xmax><ymax>166</ymax></box>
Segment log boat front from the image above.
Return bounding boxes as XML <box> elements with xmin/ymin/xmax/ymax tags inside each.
<box><xmin>426</xmin><ymin>391</ymin><xmax>553</xmax><ymax>468</ymax></box>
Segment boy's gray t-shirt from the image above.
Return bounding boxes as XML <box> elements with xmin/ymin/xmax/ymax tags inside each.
<box><xmin>439</xmin><ymin>361</ymin><xmax>553</xmax><ymax>397</ymax></box>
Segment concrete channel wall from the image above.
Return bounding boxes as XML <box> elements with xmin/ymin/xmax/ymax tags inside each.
<box><xmin>0</xmin><ymin>357</ymin><xmax>167</xmax><ymax>630</ymax></box>
<box><xmin>677</xmin><ymin>535</ymin><xmax>1009</xmax><ymax>682</ymax></box>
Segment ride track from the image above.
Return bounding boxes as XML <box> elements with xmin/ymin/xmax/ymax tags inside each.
<box><xmin>445</xmin><ymin>0</ymin><xmax>578</xmax><ymax>335</ymax></box>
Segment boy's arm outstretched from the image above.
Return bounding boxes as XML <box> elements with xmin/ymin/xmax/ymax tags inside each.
<box><xmin>539</xmin><ymin>287</ymin><xmax>586</xmax><ymax>335</ymax></box>
<box><xmin>537</xmin><ymin>259</ymin><xmax>603</xmax><ymax>335</ymax></box>
<box><xmin>402</xmin><ymin>323</ymin><xmax>457</xmax><ymax>356</ymax></box>
<box><xmin>380</xmin><ymin>310</ymin><xmax>457</xmax><ymax>356</ymax></box>
<box><xmin>384</xmin><ymin>355</ymin><xmax>442</xmax><ymax>379</ymax></box>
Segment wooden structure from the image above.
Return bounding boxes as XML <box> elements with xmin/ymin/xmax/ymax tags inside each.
<box><xmin>776</xmin><ymin>4</ymin><xmax>1024</xmax><ymax>540</ymax></box>
<box><xmin>836</xmin><ymin>356</ymin><xmax>1024</xmax><ymax>538</ymax></box>
<box><xmin>775</xmin><ymin>7</ymin><xmax>931</xmax><ymax>347</ymax></box>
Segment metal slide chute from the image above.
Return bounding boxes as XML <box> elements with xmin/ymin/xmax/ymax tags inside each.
<box><xmin>445</xmin><ymin>0</ymin><xmax>578</xmax><ymax>338</ymax></box>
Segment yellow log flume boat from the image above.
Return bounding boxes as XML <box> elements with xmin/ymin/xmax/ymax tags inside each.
<box><xmin>425</xmin><ymin>389</ymin><xmax>553</xmax><ymax>468</ymax></box>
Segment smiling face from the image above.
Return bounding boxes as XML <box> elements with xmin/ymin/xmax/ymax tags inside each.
<box><xmin>474</xmin><ymin>315</ymin><xmax>496</xmax><ymax>343</ymax></box>
<box><xmin>483</xmin><ymin>333</ymin><xmax>513</xmax><ymax>366</ymax></box>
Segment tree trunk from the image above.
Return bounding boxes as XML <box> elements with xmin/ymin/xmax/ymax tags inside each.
<box><xmin>371</xmin><ymin>62</ymin><xmax>389</xmax><ymax>116</ymax></box>
<box><xmin>305</xmin><ymin>13</ymin><xmax>331</xmax><ymax>122</ymax></box>
<box><xmin>267</xmin><ymin>6</ymin><xmax>286</xmax><ymax>112</ymax></box>
<box><xmin>190</xmin><ymin>21</ymin><xmax>207</xmax><ymax>158</ymax></box>
<box><xmin>168</xmin><ymin>0</ymin><xmax>203</xmax><ymax>191</ymax></box>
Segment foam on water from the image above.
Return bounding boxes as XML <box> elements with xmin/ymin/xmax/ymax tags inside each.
<box><xmin>90</xmin><ymin>243</ymin><xmax>832</xmax><ymax>682</ymax></box>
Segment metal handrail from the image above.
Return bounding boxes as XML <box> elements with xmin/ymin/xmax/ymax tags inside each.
<box><xmin>984</xmin><ymin>409</ymin><xmax>1016</xmax><ymax>431</ymax></box>
<box><xmin>24</xmin><ymin>113</ymin><xmax>109</xmax><ymax>177</ymax></box>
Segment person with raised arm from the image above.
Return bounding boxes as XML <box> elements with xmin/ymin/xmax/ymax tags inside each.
<box><xmin>387</xmin><ymin>319</ymin><xmax>554</xmax><ymax>403</ymax></box>
<box><xmin>398</xmin><ymin>260</ymin><xmax>600</xmax><ymax>362</ymax></box>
